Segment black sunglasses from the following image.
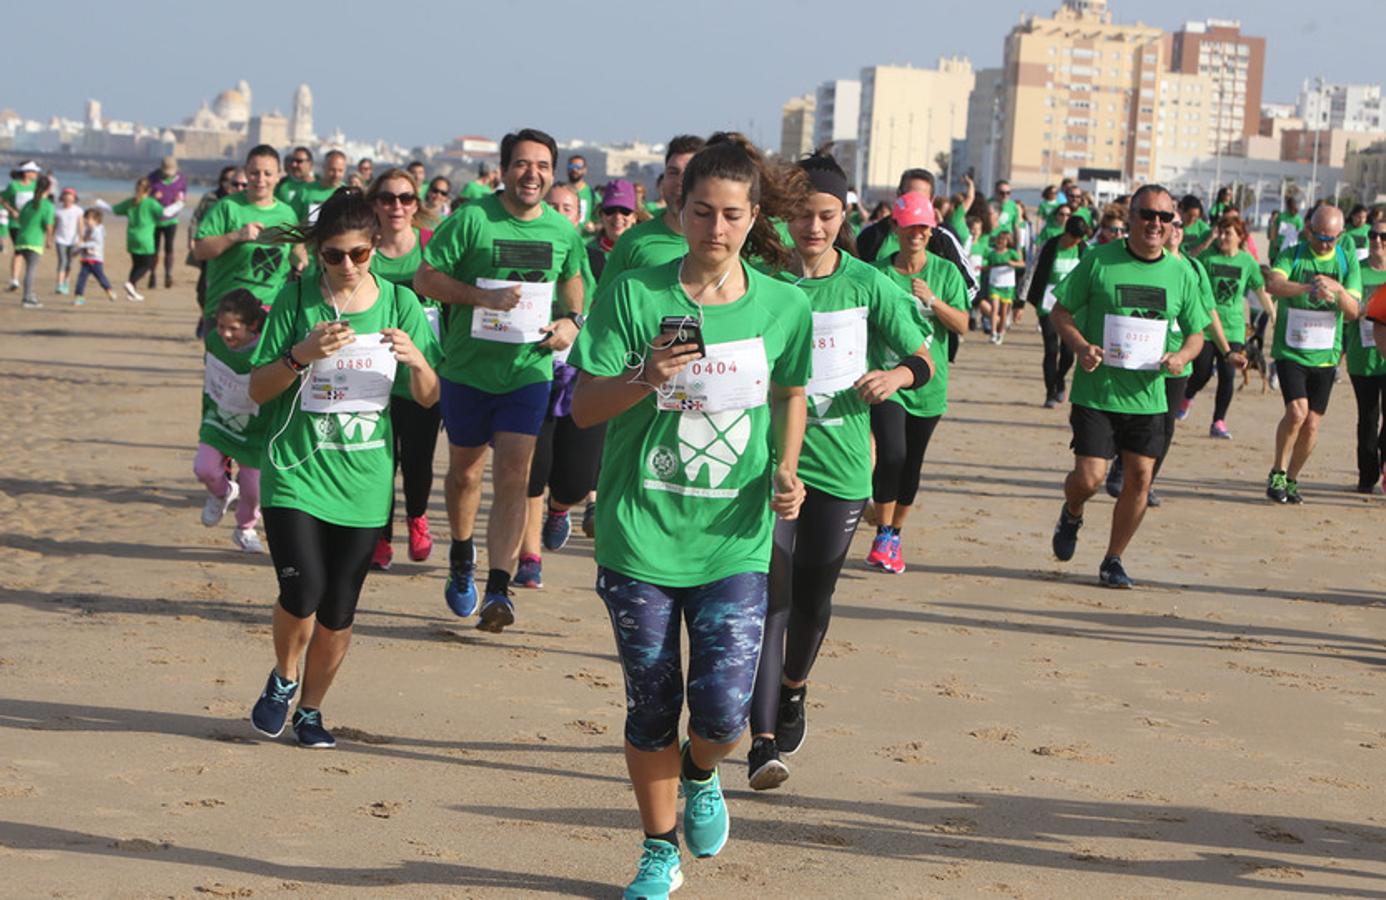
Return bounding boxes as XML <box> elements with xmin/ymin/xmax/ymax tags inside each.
<box><xmin>320</xmin><ymin>245</ymin><xmax>372</xmax><ymax>265</ymax></box>
<box><xmin>1135</xmin><ymin>208</ymin><xmax>1177</xmax><ymax>223</ymax></box>
<box><xmin>374</xmin><ymin>191</ymin><xmax>417</xmax><ymax>206</ymax></box>
<box><xmin>290</xmin><ymin>157</ymin><xmax>311</xmax><ymax>164</ymax></box>
<box><xmin>427</xmin><ymin>187</ymin><xmax>449</xmax><ymax>196</ymax></box>
<box><xmin>1370</xmin><ymin>231</ymin><xmax>1386</xmax><ymax>241</ymax></box>
<box><xmin>602</xmin><ymin>206</ymin><xmax>634</xmax><ymax>216</ymax></box>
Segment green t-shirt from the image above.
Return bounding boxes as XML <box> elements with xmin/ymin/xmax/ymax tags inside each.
<box><xmin>274</xmin><ymin>176</ymin><xmax>309</xmax><ymax>207</ymax></box>
<box><xmin>2</xmin><ymin>179</ymin><xmax>36</xmax><ymax>223</ymax></box>
<box><xmin>200</xmin><ymin>330</ymin><xmax>268</xmax><ymax>467</ymax></box>
<box><xmin>1055</xmin><ymin>241</ymin><xmax>1211</xmax><ymax>415</ymax></box>
<box><xmin>13</xmin><ymin>197</ymin><xmax>54</xmax><ymax>252</ymax></box>
<box><xmin>1268</xmin><ymin>212</ymin><xmax>1304</xmax><ymax>261</ymax></box>
<box><xmin>1196</xmin><ymin>249</ymin><xmax>1263</xmax><ymax>344</ymax></box>
<box><xmin>1072</xmin><ymin>206</ymin><xmax>1094</xmax><ymax>227</ymax></box>
<box><xmin>1270</xmin><ymin>241</ymin><xmax>1363</xmax><ymax>367</ymax></box>
<box><xmin>252</xmin><ymin>276</ymin><xmax>442</xmax><ymax>527</ymax></box>
<box><xmin>421</xmin><ymin>193</ymin><xmax>585</xmax><ymax>392</ymax></box>
<box><xmin>573</xmin><ymin>182</ymin><xmax>597</xmax><ymax>224</ymax></box>
<box><xmin>873</xmin><ymin>252</ymin><xmax>969</xmax><ymax>418</ymax></box>
<box><xmin>461</xmin><ymin>180</ymin><xmax>493</xmax><ymax>202</ymax></box>
<box><xmin>1345</xmin><ymin>265</ymin><xmax>1386</xmax><ymax>376</ymax></box>
<box><xmin>1181</xmin><ymin>217</ymin><xmax>1212</xmax><ymax>255</ymax></box>
<box><xmin>597</xmin><ymin>213</ymin><xmax>687</xmax><ymax>292</ymax></box>
<box><xmin>1039</xmin><ymin>242</ymin><xmax>1084</xmax><ymax>318</ymax></box>
<box><xmin>196</xmin><ymin>193</ymin><xmax>301</xmax><ymax>311</ymax></box>
<box><xmin>994</xmin><ymin>198</ymin><xmax>1019</xmax><ymax>233</ymax></box>
<box><xmin>292</xmin><ymin>180</ymin><xmax>342</xmax><ymax>225</ymax></box>
<box><xmin>568</xmin><ymin>259</ymin><xmax>813</xmax><ymax>587</ymax></box>
<box><xmin>947</xmin><ymin>206</ymin><xmax>968</xmax><ymax>240</ymax></box>
<box><xmin>1039</xmin><ymin>199</ymin><xmax>1061</xmax><ymax>223</ymax></box>
<box><xmin>985</xmin><ymin>248</ymin><xmax>1022</xmax><ymax>299</ymax></box>
<box><xmin>875</xmin><ymin>230</ymin><xmax>901</xmax><ymax>264</ymax></box>
<box><xmin>370</xmin><ymin>230</ymin><xmax>444</xmax><ymax>398</ymax></box>
<box><xmin>113</xmin><ymin>196</ymin><xmax>167</xmax><ymax>255</ymax></box>
<box><xmin>1347</xmin><ymin>223</ymin><xmax>1371</xmax><ymax>261</ymax></box>
<box><xmin>1166</xmin><ymin>257</ymin><xmax>1215</xmax><ymax>377</ymax></box>
<box><xmin>774</xmin><ymin>253</ymin><xmax>928</xmax><ymax>501</ymax></box>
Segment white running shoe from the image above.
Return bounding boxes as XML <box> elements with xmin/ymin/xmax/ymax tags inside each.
<box><xmin>201</xmin><ymin>481</ymin><xmax>239</xmax><ymax>527</ymax></box>
<box><xmin>123</xmin><ymin>282</ymin><xmax>145</xmax><ymax>301</ymax></box>
<box><xmin>232</xmin><ymin>526</ymin><xmax>264</xmax><ymax>554</ymax></box>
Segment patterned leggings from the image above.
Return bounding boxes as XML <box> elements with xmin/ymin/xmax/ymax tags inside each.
<box><xmin>597</xmin><ymin>567</ymin><xmax>768</xmax><ymax>752</ymax></box>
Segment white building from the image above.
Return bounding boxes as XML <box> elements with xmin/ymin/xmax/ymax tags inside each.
<box><xmin>1297</xmin><ymin>79</ymin><xmax>1384</xmax><ymax>133</ymax></box>
<box><xmin>814</xmin><ymin>79</ymin><xmax>860</xmax><ymax>186</ymax></box>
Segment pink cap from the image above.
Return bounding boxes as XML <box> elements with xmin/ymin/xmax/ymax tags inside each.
<box><xmin>892</xmin><ymin>191</ymin><xmax>937</xmax><ymax>228</ymax></box>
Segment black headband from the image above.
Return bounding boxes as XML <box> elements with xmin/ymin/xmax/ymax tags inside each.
<box><xmin>803</xmin><ymin>166</ymin><xmax>848</xmax><ymax>208</ymax></box>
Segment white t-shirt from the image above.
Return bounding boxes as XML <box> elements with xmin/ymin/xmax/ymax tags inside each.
<box><xmin>54</xmin><ymin>206</ymin><xmax>84</xmax><ymax>245</ymax></box>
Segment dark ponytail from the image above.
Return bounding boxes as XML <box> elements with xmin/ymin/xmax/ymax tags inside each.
<box><xmin>264</xmin><ymin>186</ymin><xmax>377</xmax><ymax>248</ymax></box>
<box><xmin>680</xmin><ymin>132</ymin><xmax>809</xmax><ymax>271</ymax></box>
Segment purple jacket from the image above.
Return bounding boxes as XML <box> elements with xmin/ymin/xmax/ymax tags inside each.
<box><xmin>146</xmin><ymin>170</ymin><xmax>187</xmax><ymax>212</ymax></box>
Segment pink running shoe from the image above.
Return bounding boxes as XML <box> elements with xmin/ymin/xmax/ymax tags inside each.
<box><xmin>370</xmin><ymin>536</ymin><xmax>393</xmax><ymax>571</ymax></box>
<box><xmin>407</xmin><ymin>515</ymin><xmax>433</xmax><ymax>562</ymax></box>
<box><xmin>865</xmin><ymin>531</ymin><xmax>892</xmax><ymax>569</ymax></box>
<box><xmin>881</xmin><ymin>533</ymin><xmax>906</xmax><ymax>574</ymax></box>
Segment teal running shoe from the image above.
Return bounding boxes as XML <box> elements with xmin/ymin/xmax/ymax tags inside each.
<box><xmin>623</xmin><ymin>838</ymin><xmax>683</xmax><ymax>900</ymax></box>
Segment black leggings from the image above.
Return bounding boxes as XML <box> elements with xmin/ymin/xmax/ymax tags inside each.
<box><xmin>870</xmin><ymin>404</ymin><xmax>941</xmax><ymax>507</ymax></box>
<box><xmin>384</xmin><ymin>394</ymin><xmax>442</xmax><ymax>541</ymax></box>
<box><xmin>1185</xmin><ymin>342</ymin><xmax>1243</xmax><ymax>423</ymax></box>
<box><xmin>262</xmin><ymin>507</ymin><xmax>378</xmax><ymax>630</ymax></box>
<box><xmin>527</xmin><ymin>413</ymin><xmax>606</xmax><ymax>505</ymax></box>
<box><xmin>750</xmin><ymin>488</ymin><xmax>865</xmax><ymax>735</ymax></box>
<box><xmin>1039</xmin><ymin>314</ymin><xmax>1075</xmax><ymax>398</ymax></box>
<box><xmin>152</xmin><ymin>225</ymin><xmax>176</xmax><ymax>277</ymax></box>
<box><xmin>1349</xmin><ymin>374</ymin><xmax>1386</xmax><ymax>487</ymax></box>
<box><xmin>128</xmin><ymin>253</ymin><xmax>156</xmax><ymax>285</ymax></box>
<box><xmin>1153</xmin><ymin>376</ymin><xmax>1189</xmax><ymax>479</ymax></box>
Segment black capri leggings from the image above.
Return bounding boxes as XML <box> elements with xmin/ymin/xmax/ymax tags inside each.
<box><xmin>262</xmin><ymin>507</ymin><xmax>378</xmax><ymax>630</ymax></box>
<box><xmin>153</xmin><ymin>225</ymin><xmax>176</xmax><ymax>276</ymax></box>
<box><xmin>383</xmin><ymin>394</ymin><xmax>442</xmax><ymax>542</ymax></box>
<box><xmin>1039</xmin><ymin>313</ymin><xmax>1075</xmax><ymax>399</ymax></box>
<box><xmin>1153</xmin><ymin>375</ymin><xmax>1189</xmax><ymax>479</ymax></box>
<box><xmin>1349</xmin><ymin>373</ymin><xmax>1386</xmax><ymax>488</ymax></box>
<box><xmin>527</xmin><ymin>413</ymin><xmax>606</xmax><ymax>505</ymax></box>
<box><xmin>1185</xmin><ymin>341</ymin><xmax>1243</xmax><ymax>424</ymax></box>
<box><xmin>750</xmin><ymin>488</ymin><xmax>865</xmax><ymax>735</ymax></box>
<box><xmin>869</xmin><ymin>403</ymin><xmax>942</xmax><ymax>507</ymax></box>
<box><xmin>128</xmin><ymin>253</ymin><xmax>156</xmax><ymax>285</ymax></box>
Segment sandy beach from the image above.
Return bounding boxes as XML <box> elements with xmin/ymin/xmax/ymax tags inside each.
<box><xmin>2</xmin><ymin>218</ymin><xmax>1384</xmax><ymax>898</ymax></box>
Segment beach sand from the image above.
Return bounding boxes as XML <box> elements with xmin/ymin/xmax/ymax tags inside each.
<box><xmin>1</xmin><ymin>220</ymin><xmax>1384</xmax><ymax>898</ymax></box>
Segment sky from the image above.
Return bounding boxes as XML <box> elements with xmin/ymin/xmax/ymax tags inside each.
<box><xmin>4</xmin><ymin>0</ymin><xmax>1380</xmax><ymax>151</ymax></box>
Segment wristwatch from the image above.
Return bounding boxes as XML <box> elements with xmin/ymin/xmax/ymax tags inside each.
<box><xmin>565</xmin><ymin>312</ymin><xmax>586</xmax><ymax>329</ymax></box>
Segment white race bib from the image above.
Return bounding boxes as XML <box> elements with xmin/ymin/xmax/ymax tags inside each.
<box><xmin>1358</xmin><ymin>246</ymin><xmax>1370</xmax><ymax>262</ymax></box>
<box><xmin>1053</xmin><ymin>256</ymin><xmax>1079</xmax><ymax>281</ymax></box>
<box><xmin>658</xmin><ymin>337</ymin><xmax>769</xmax><ymax>414</ymax></box>
<box><xmin>553</xmin><ymin>344</ymin><xmax>573</xmax><ymax>364</ymax></box>
<box><xmin>203</xmin><ymin>353</ymin><xmax>258</xmax><ymax>416</ymax></box>
<box><xmin>423</xmin><ymin>306</ymin><xmax>442</xmax><ymax>341</ymax></box>
<box><xmin>301</xmin><ymin>332</ymin><xmax>398</xmax><ymax>413</ymax></box>
<box><xmin>990</xmin><ymin>266</ymin><xmax>1016</xmax><ymax>289</ymax></box>
<box><xmin>1279</xmin><ymin>221</ymin><xmax>1300</xmax><ymax>243</ymax></box>
<box><xmin>470</xmin><ymin>278</ymin><xmax>552</xmax><ymax>343</ymax></box>
<box><xmin>1360</xmin><ymin>317</ymin><xmax>1376</xmax><ymax>349</ymax></box>
<box><xmin>307</xmin><ymin>202</ymin><xmax>324</xmax><ymax>225</ymax></box>
<box><xmin>1285</xmin><ymin>307</ymin><xmax>1338</xmax><ymax>351</ymax></box>
<box><xmin>1042</xmin><ymin>286</ymin><xmax>1059</xmax><ymax>313</ymax></box>
<box><xmin>1102</xmin><ymin>314</ymin><xmax>1167</xmax><ymax>371</ymax></box>
<box><xmin>805</xmin><ymin>307</ymin><xmax>868</xmax><ymax>396</ymax></box>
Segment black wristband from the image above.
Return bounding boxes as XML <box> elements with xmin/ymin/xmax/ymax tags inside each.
<box><xmin>282</xmin><ymin>347</ymin><xmax>308</xmax><ymax>373</ymax></box>
<box><xmin>898</xmin><ymin>355</ymin><xmax>931</xmax><ymax>390</ymax></box>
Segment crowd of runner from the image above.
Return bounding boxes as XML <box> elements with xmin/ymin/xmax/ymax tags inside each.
<box><xmin>7</xmin><ymin>132</ymin><xmax>1385</xmax><ymax>899</ymax></box>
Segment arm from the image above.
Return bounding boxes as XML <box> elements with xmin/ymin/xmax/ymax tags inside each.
<box><xmin>412</xmin><ymin>261</ymin><xmax>520</xmax><ymax>309</ymax></box>
<box><xmin>538</xmin><ymin>273</ymin><xmax>586</xmax><ymax>351</ymax></box>
<box><xmin>1024</xmin><ymin>241</ymin><xmax>1056</xmax><ymax>308</ymax></box>
<box><xmin>248</xmin><ymin>321</ymin><xmax>355</xmax><ymax>405</ymax></box>
<box><xmin>381</xmin><ymin>327</ymin><xmax>440</xmax><ymax>408</ymax></box>
<box><xmin>194</xmin><ymin>220</ymin><xmax>264</xmax><ymax>262</ymax></box>
<box><xmin>854</xmin><ymin>344</ymin><xmax>934</xmax><ymax>405</ymax></box>
<box><xmin>1164</xmin><ymin>331</ymin><xmax>1205</xmax><ymax>376</ymax></box>
<box><xmin>1265</xmin><ymin>268</ymin><xmax>1310</xmax><ymax>299</ymax></box>
<box><xmin>1374</xmin><ymin>320</ymin><xmax>1386</xmax><ymax>358</ymax></box>
<box><xmin>1050</xmin><ymin>305</ymin><xmax>1103</xmax><ymax>371</ymax></box>
<box><xmin>769</xmin><ymin>382</ymin><xmax>807</xmax><ymax>520</ymax></box>
<box><xmin>910</xmin><ymin>278</ymin><xmax>968</xmax><ymax>335</ymax></box>
<box><xmin>570</xmin><ymin>339</ymin><xmax>701</xmax><ymax>429</ymax></box>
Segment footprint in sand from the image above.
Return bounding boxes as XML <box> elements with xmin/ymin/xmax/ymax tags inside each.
<box><xmin>566</xmin><ymin>669</ymin><xmax>615</xmax><ymax>689</ymax></box>
<box><xmin>1252</xmin><ymin>822</ymin><xmax>1304</xmax><ymax>844</ymax></box>
<box><xmin>1030</xmin><ymin>743</ymin><xmax>1114</xmax><ymax>764</ymax></box>
<box><xmin>969</xmin><ymin>726</ymin><xmax>1019</xmax><ymax>743</ymax></box>
<box><xmin>566</xmin><ymin>719</ymin><xmax>608</xmax><ymax>735</ymax></box>
<box><xmin>877</xmin><ymin>741</ymin><xmax>932</xmax><ymax>765</ymax></box>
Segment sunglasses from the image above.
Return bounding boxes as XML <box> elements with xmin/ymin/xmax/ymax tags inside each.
<box><xmin>290</xmin><ymin>157</ymin><xmax>311</xmax><ymax>165</ymax></box>
<box><xmin>1370</xmin><ymin>231</ymin><xmax>1386</xmax><ymax>241</ymax></box>
<box><xmin>1135</xmin><ymin>208</ymin><xmax>1177</xmax><ymax>223</ymax></box>
<box><xmin>228</xmin><ymin>180</ymin><xmax>248</xmax><ymax>188</ymax></box>
<box><xmin>602</xmin><ymin>206</ymin><xmax>634</xmax><ymax>216</ymax></box>
<box><xmin>320</xmin><ymin>245</ymin><xmax>372</xmax><ymax>265</ymax></box>
<box><xmin>375</xmin><ymin>191</ymin><xmax>417</xmax><ymax>207</ymax></box>
<box><xmin>1311</xmin><ymin>232</ymin><xmax>1340</xmax><ymax>243</ymax></box>
<box><xmin>427</xmin><ymin>187</ymin><xmax>449</xmax><ymax>196</ymax></box>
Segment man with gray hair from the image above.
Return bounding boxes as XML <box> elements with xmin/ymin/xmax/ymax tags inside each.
<box><xmin>1263</xmin><ymin>202</ymin><xmax>1362</xmax><ymax>504</ymax></box>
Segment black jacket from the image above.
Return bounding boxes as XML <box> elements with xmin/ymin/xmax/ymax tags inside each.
<box><xmin>857</xmin><ymin>217</ymin><xmax>979</xmax><ymax>300</ymax></box>
<box><xmin>1023</xmin><ymin>235</ymin><xmax>1087</xmax><ymax>311</ymax></box>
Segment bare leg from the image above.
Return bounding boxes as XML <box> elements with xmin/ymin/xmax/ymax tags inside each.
<box><xmin>1107</xmin><ymin>451</ymin><xmax>1154</xmax><ymax>558</ymax></box>
<box><xmin>627</xmin><ymin>742</ymin><xmax>681</xmax><ymax>835</ymax></box>
<box><xmin>1273</xmin><ymin>399</ymin><xmax>1308</xmax><ymax>471</ymax></box>
<box><xmin>487</xmin><ymin>431</ymin><xmax>539</xmax><ymax>575</ymax></box>
<box><xmin>445</xmin><ymin>444</ymin><xmax>488</xmax><ymax>541</ymax></box>
<box><xmin>1286</xmin><ymin>411</ymin><xmax>1323</xmax><ymax>480</ymax></box>
<box><xmin>889</xmin><ymin>503</ymin><xmax>913</xmax><ymax>530</ymax></box>
<box><xmin>520</xmin><ymin>495</ymin><xmax>544</xmax><ymax>560</ymax></box>
<box><xmin>298</xmin><ymin>623</ymin><xmax>354</xmax><ymax>709</ymax></box>
<box><xmin>271</xmin><ymin>604</ymin><xmax>314</xmax><ymax>682</ymax></box>
<box><xmin>1064</xmin><ymin>455</ymin><xmax>1106</xmax><ymax>518</ymax></box>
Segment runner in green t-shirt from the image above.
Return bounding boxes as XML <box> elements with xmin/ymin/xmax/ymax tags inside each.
<box><xmin>195</xmin><ymin>290</ymin><xmax>270</xmax><ymax>553</ymax></box>
<box><xmin>1178</xmin><ymin>195</ymin><xmax>1215</xmax><ymax>257</ymax></box>
<box><xmin>1346</xmin><ymin>228</ymin><xmax>1386</xmax><ymax>492</ymax></box>
<box><xmin>596</xmin><ymin>134</ymin><xmax>707</xmax><ymax>291</ymax></box>
<box><xmin>275</xmin><ymin>146</ymin><xmax>315</xmax><ymax>207</ymax></box>
<box><xmin>1208</xmin><ymin>186</ymin><xmax>1233</xmax><ymax>222</ymax></box>
<box><xmin>194</xmin><ymin>145</ymin><xmax>303</xmax><ymax>318</ymax></box>
<box><xmin>1264</xmin><ymin>204</ymin><xmax>1363</xmax><ymax>504</ymax></box>
<box><xmin>415</xmin><ymin>128</ymin><xmax>586</xmax><ymax>633</ymax></box>
<box><xmin>1267</xmin><ymin>198</ymin><xmax>1304</xmax><ymax>262</ymax></box>
<box><xmin>565</xmin><ymin>154</ymin><xmax>600</xmax><ymax>233</ymax></box>
<box><xmin>244</xmin><ymin>189</ymin><xmax>441</xmax><ymax>752</ymax></box>
<box><xmin>1180</xmin><ymin>218</ymin><xmax>1263</xmax><ymax>438</ymax></box>
<box><xmin>364</xmin><ymin>168</ymin><xmax>444</xmax><ymax>571</ymax></box>
<box><xmin>292</xmin><ymin>150</ymin><xmax>347</xmax><ymax>225</ymax></box>
<box><xmin>747</xmin><ymin>153</ymin><xmax>931</xmax><ymax>792</ymax></box>
<box><xmin>868</xmin><ymin>192</ymin><xmax>969</xmax><ymax>575</ymax></box>
<box><xmin>110</xmin><ymin>178</ymin><xmax>166</xmax><ymax>301</ymax></box>
<box><xmin>12</xmin><ymin>175</ymin><xmax>53</xmax><ymax>308</ymax></box>
<box><xmin>984</xmin><ymin>232</ymin><xmax>1023</xmax><ymax>343</ymax></box>
<box><xmin>1024</xmin><ymin>214</ymin><xmax>1090</xmax><ymax>406</ymax></box>
<box><xmin>1</xmin><ymin>163</ymin><xmax>40</xmax><ymax>291</ymax></box>
<box><xmin>567</xmin><ymin>134</ymin><xmax>812</xmax><ymax>900</ymax></box>
<box><xmin>1346</xmin><ymin>204</ymin><xmax>1371</xmax><ymax>263</ymax></box>
<box><xmin>1048</xmin><ymin>185</ymin><xmax>1210</xmax><ymax>588</ymax></box>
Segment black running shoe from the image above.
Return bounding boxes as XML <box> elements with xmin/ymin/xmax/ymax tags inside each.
<box><xmin>1266</xmin><ymin>470</ymin><xmax>1289</xmax><ymax>504</ymax></box>
<box><xmin>747</xmin><ymin>736</ymin><xmax>789</xmax><ymax>791</ymax></box>
<box><xmin>1099</xmin><ymin>555</ymin><xmax>1133</xmax><ymax>589</ymax></box>
<box><xmin>776</xmin><ymin>685</ymin><xmax>808</xmax><ymax>755</ymax></box>
<box><xmin>1052</xmin><ymin>503</ymin><xmax>1083</xmax><ymax>562</ymax></box>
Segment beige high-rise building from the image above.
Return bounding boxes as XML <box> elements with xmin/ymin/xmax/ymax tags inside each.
<box><xmin>998</xmin><ymin>0</ymin><xmax>1165</xmax><ymax>188</ymax></box>
<box><xmin>857</xmin><ymin>57</ymin><xmax>974</xmax><ymax>196</ymax></box>
<box><xmin>780</xmin><ymin>93</ymin><xmax>816</xmax><ymax>161</ymax></box>
<box><xmin>1153</xmin><ymin>71</ymin><xmax>1218</xmax><ymax>182</ymax></box>
<box><xmin>1168</xmin><ymin>20</ymin><xmax>1265</xmax><ymax>151</ymax></box>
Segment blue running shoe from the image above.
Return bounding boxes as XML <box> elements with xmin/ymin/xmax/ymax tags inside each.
<box><xmin>292</xmin><ymin>708</ymin><xmax>336</xmax><ymax>749</ymax></box>
<box><xmin>513</xmin><ymin>555</ymin><xmax>543</xmax><ymax>589</ymax></box>
<box><xmin>1052</xmin><ymin>503</ymin><xmax>1083</xmax><ymax>562</ymax></box>
<box><xmin>1099</xmin><ymin>555</ymin><xmax>1134</xmax><ymax>589</ymax></box>
<box><xmin>476</xmin><ymin>590</ymin><xmax>515</xmax><ymax>633</ymax></box>
<box><xmin>679</xmin><ymin>743</ymin><xmax>729</xmax><ymax>859</ymax></box>
<box><xmin>445</xmin><ymin>554</ymin><xmax>478</xmax><ymax>617</ymax></box>
<box><xmin>541</xmin><ymin>507</ymin><xmax>571</xmax><ymax>551</ymax></box>
<box><xmin>250</xmin><ymin>669</ymin><xmax>298</xmax><ymax>737</ymax></box>
<box><xmin>623</xmin><ymin>838</ymin><xmax>682</xmax><ymax>900</ymax></box>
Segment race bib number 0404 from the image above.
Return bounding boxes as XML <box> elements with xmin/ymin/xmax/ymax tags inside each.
<box><xmin>658</xmin><ymin>337</ymin><xmax>770</xmax><ymax>414</ymax></box>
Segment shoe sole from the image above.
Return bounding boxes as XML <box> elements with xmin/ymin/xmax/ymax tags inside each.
<box><xmin>779</xmin><ymin>722</ymin><xmax>807</xmax><ymax>756</ymax></box>
<box><xmin>1100</xmin><ymin>578</ymin><xmax>1133</xmax><ymax>589</ymax></box>
<box><xmin>748</xmin><ymin>759</ymin><xmax>790</xmax><ymax>791</ymax></box>
<box><xmin>296</xmin><ymin>739</ymin><xmax>336</xmax><ymax>749</ymax></box>
<box><xmin>408</xmin><ymin>547</ymin><xmax>432</xmax><ymax>562</ymax></box>
<box><xmin>250</xmin><ymin>716</ymin><xmax>287</xmax><ymax>739</ymax></box>
<box><xmin>477</xmin><ymin>603</ymin><xmax>515</xmax><ymax>633</ymax></box>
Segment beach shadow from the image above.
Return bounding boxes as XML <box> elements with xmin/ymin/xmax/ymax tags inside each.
<box><xmin>0</xmin><ymin>476</ymin><xmax>204</xmax><ymax>509</ymax></box>
<box><xmin>13</xmin><ymin>326</ymin><xmax>195</xmax><ymax>344</ymax></box>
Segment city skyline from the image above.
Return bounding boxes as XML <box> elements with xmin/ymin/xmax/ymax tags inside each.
<box><xmin>3</xmin><ymin>0</ymin><xmax>1380</xmax><ymax>151</ymax></box>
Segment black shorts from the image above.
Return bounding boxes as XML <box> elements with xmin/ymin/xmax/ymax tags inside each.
<box><xmin>1070</xmin><ymin>403</ymin><xmax>1165</xmax><ymax>460</ymax></box>
<box><xmin>1275</xmin><ymin>359</ymin><xmax>1334</xmax><ymax>415</ymax></box>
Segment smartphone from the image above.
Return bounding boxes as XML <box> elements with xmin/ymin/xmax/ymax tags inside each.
<box><xmin>659</xmin><ymin>315</ymin><xmax>706</xmax><ymax>359</ymax></box>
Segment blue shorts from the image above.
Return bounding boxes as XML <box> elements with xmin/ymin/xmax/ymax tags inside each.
<box><xmin>439</xmin><ymin>377</ymin><xmax>550</xmax><ymax>447</ymax></box>
<box><xmin>596</xmin><ymin>567</ymin><xmax>768</xmax><ymax>752</ymax></box>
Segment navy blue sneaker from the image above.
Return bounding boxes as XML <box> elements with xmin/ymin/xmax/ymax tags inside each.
<box><xmin>541</xmin><ymin>507</ymin><xmax>571</xmax><ymax>551</ymax></box>
<box><xmin>1099</xmin><ymin>555</ymin><xmax>1133</xmax><ymax>588</ymax></box>
<box><xmin>292</xmin><ymin>708</ymin><xmax>336</xmax><ymax>749</ymax></box>
<box><xmin>1052</xmin><ymin>504</ymin><xmax>1083</xmax><ymax>562</ymax></box>
<box><xmin>476</xmin><ymin>590</ymin><xmax>515</xmax><ymax>633</ymax></box>
<box><xmin>445</xmin><ymin>554</ymin><xmax>478</xmax><ymax>617</ymax></box>
<box><xmin>250</xmin><ymin>669</ymin><xmax>298</xmax><ymax>737</ymax></box>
